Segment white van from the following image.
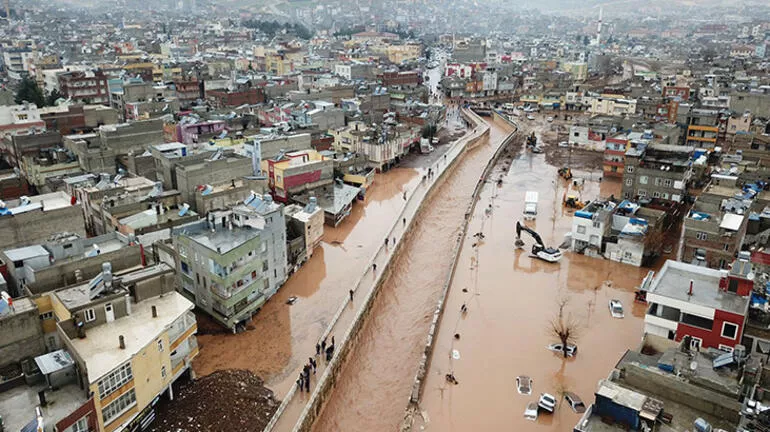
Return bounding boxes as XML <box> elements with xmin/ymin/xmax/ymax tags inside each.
<box><xmin>524</xmin><ymin>191</ymin><xmax>538</xmax><ymax>220</ymax></box>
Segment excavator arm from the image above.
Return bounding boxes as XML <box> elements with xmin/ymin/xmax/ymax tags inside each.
<box><xmin>516</xmin><ymin>221</ymin><xmax>544</xmax><ymax>246</ymax></box>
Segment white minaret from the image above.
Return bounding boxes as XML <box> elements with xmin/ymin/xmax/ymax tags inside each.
<box><xmin>596</xmin><ymin>7</ymin><xmax>603</xmax><ymax>46</ymax></box>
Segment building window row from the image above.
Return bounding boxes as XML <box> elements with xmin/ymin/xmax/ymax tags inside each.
<box><xmin>97</xmin><ymin>362</ymin><xmax>133</xmax><ymax>399</ymax></box>
<box><xmin>102</xmin><ymin>389</ymin><xmax>137</xmax><ymax>424</ymax></box>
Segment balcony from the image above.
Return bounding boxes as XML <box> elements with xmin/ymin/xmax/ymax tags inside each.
<box><xmin>171</xmin><ymin>337</ymin><xmax>198</xmax><ymax>377</ymax></box>
<box><xmin>168</xmin><ymin>310</ymin><xmax>196</xmax><ymax>346</ymax></box>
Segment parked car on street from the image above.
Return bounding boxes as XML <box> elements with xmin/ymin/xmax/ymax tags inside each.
<box><xmin>547</xmin><ymin>343</ymin><xmax>577</xmax><ymax>357</ymax></box>
<box><xmin>609</xmin><ymin>299</ymin><xmax>624</xmax><ymax>318</ymax></box>
<box><xmin>547</xmin><ymin>116</ymin><xmax>554</xmax><ymax>122</ymax></box>
<box><xmin>564</xmin><ymin>392</ymin><xmax>586</xmax><ymax>413</ymax></box>
<box><xmin>516</xmin><ymin>376</ymin><xmax>532</xmax><ymax>395</ymax></box>
<box><xmin>538</xmin><ymin>393</ymin><xmax>557</xmax><ymax>412</ymax></box>
<box><xmin>527</xmin><ymin>114</ymin><xmax>535</xmax><ymax>120</ymax></box>
<box><xmin>524</xmin><ymin>402</ymin><xmax>539</xmax><ymax>420</ymax></box>
<box><xmin>558</xmin><ymin>141</ymin><xmax>569</xmax><ymax>147</ymax></box>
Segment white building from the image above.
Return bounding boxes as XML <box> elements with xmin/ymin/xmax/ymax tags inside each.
<box><xmin>571</xmin><ymin>200</ymin><xmax>616</xmax><ymax>257</ymax></box>
<box><xmin>584</xmin><ymin>95</ymin><xmax>637</xmax><ymax>116</ymax></box>
<box><xmin>0</xmin><ymin>103</ymin><xmax>45</xmax><ymax>139</ymax></box>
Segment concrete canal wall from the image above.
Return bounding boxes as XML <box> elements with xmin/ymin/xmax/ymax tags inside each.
<box><xmin>401</xmin><ymin>110</ymin><xmax>518</xmax><ymax>431</ymax></box>
<box><xmin>264</xmin><ymin>109</ymin><xmax>490</xmax><ymax>432</ymax></box>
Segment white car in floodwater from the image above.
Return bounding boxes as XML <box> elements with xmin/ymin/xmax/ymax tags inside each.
<box><xmin>516</xmin><ymin>376</ymin><xmax>532</xmax><ymax>395</ymax></box>
<box><xmin>524</xmin><ymin>402</ymin><xmax>539</xmax><ymax>420</ymax></box>
<box><xmin>609</xmin><ymin>299</ymin><xmax>624</xmax><ymax>318</ymax></box>
<box><xmin>547</xmin><ymin>343</ymin><xmax>577</xmax><ymax>357</ymax></box>
<box><xmin>538</xmin><ymin>393</ymin><xmax>557</xmax><ymax>413</ymax></box>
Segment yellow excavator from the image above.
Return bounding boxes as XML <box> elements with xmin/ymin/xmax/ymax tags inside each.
<box><xmin>563</xmin><ymin>192</ymin><xmax>584</xmax><ymax>209</ymax></box>
<box><xmin>558</xmin><ymin>167</ymin><xmax>572</xmax><ymax>180</ymax></box>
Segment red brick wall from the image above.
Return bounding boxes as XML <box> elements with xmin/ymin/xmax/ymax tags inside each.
<box><xmin>56</xmin><ymin>396</ymin><xmax>96</xmax><ymax>432</ymax></box>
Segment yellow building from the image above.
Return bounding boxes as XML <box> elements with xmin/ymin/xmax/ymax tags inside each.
<box><xmin>265</xmin><ymin>52</ymin><xmax>294</xmax><ymax>76</ymax></box>
<box><xmin>28</xmin><ymin>263</ymin><xmax>198</xmax><ymax>432</ymax></box>
<box><xmin>386</xmin><ymin>43</ymin><xmax>422</xmax><ymax>64</ymax></box>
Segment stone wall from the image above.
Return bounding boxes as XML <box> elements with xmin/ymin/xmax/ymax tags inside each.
<box><xmin>0</xmin><ymin>205</ymin><xmax>86</xmax><ymax>249</ymax></box>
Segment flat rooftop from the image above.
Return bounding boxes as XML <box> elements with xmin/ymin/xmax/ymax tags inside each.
<box><xmin>187</xmin><ymin>226</ymin><xmax>260</xmax><ymax>255</ymax></box>
<box><xmin>293</xmin><ymin>182</ymin><xmax>360</xmax><ymax>215</ymax></box>
<box><xmin>0</xmin><ymin>381</ymin><xmax>86</xmax><ymax>432</ymax></box>
<box><xmin>68</xmin><ymin>291</ymin><xmax>193</xmax><ymax>383</ymax></box>
<box><xmin>648</xmin><ymin>260</ymin><xmax>749</xmax><ymax>315</ymax></box>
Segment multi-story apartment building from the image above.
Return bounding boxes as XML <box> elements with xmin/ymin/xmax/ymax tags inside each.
<box><xmin>173</xmin><ymin>193</ymin><xmax>287</xmax><ymax>331</ymax></box>
<box><xmin>680</xmin><ymin>107</ymin><xmax>725</xmax><ymax>149</ymax></box>
<box><xmin>0</xmin><ymin>103</ymin><xmax>46</xmax><ymax>140</ymax></box>
<box><xmin>2</xmin><ymin>263</ymin><xmax>198</xmax><ymax>432</ymax></box>
<box><xmin>682</xmin><ymin>177</ymin><xmax>753</xmax><ymax>269</ymax></box>
<box><xmin>58</xmin><ymin>70</ymin><xmax>110</xmax><ymax>105</ymax></box>
<box><xmin>263</xmin><ymin>149</ymin><xmax>333</xmax><ymax>203</ymax></box>
<box><xmin>643</xmin><ymin>258</ymin><xmax>751</xmax><ymax>352</ymax></box>
<box><xmin>603</xmin><ymin>134</ymin><xmax>629</xmax><ymax>178</ymax></box>
<box><xmin>622</xmin><ymin>142</ymin><xmax>693</xmax><ymax>209</ymax></box>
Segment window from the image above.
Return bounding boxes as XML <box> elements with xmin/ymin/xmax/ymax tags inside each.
<box><xmin>626</xmin><ymin>166</ymin><xmax>634</xmax><ymax>173</ymax></box>
<box><xmin>663</xmin><ymin>179</ymin><xmax>673</xmax><ymax>187</ymax></box>
<box><xmin>696</xmin><ymin>232</ymin><xmax>707</xmax><ymax>240</ymax></box>
<box><xmin>97</xmin><ymin>362</ymin><xmax>133</xmax><ymax>399</ymax></box>
<box><xmin>662</xmin><ymin>193</ymin><xmax>669</xmax><ymax>199</ymax></box>
<box><xmin>84</xmin><ymin>308</ymin><xmax>96</xmax><ymax>322</ymax></box>
<box><xmin>573</xmin><ymin>132</ymin><xmax>579</xmax><ymax>137</ymax></box>
<box><xmin>652</xmin><ymin>191</ymin><xmax>661</xmax><ymax>198</ymax></box>
<box><xmin>724</xmin><ymin>243</ymin><xmax>730</xmax><ymax>251</ymax></box>
<box><xmin>161</xmin><ymin>366</ymin><xmax>167</xmax><ymax>379</ymax></box>
<box><xmin>39</xmin><ymin>311</ymin><xmax>53</xmax><ymax>320</ymax></box>
<box><xmin>181</xmin><ymin>262</ymin><xmax>190</xmax><ymax>274</ymax></box>
<box><xmin>157</xmin><ymin>339</ymin><xmax>164</xmax><ymax>352</ymax></box>
<box><xmin>654</xmin><ymin>178</ymin><xmax>661</xmax><ymax>186</ymax></box>
<box><xmin>102</xmin><ymin>389</ymin><xmax>137</xmax><ymax>424</ymax></box>
<box><xmin>577</xmin><ymin>225</ymin><xmax>586</xmax><ymax>234</ymax></box>
<box><xmin>67</xmin><ymin>417</ymin><xmax>88</xmax><ymax>432</ymax></box>
<box><xmin>639</xmin><ymin>175</ymin><xmax>648</xmax><ymax>185</ymax></box>
<box><xmin>592</xmin><ymin>221</ymin><xmax>601</xmax><ymax>229</ymax></box>
<box><xmin>625</xmin><ymin>178</ymin><xmax>633</xmax><ymax>186</ymax></box>
<box><xmin>718</xmin><ymin>344</ymin><xmax>733</xmax><ymax>353</ymax></box>
<box><xmin>623</xmin><ymin>251</ymin><xmax>633</xmax><ymax>260</ymax></box>
<box><xmin>722</xmin><ymin>322</ymin><xmax>738</xmax><ymax>340</ymax></box>
<box><xmin>262</xmin><ymin>261</ymin><xmax>269</xmax><ymax>271</ymax></box>
<box><xmin>638</xmin><ymin>190</ymin><xmax>647</xmax><ymax>197</ymax></box>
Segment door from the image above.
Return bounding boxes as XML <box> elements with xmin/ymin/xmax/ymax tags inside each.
<box><xmin>105</xmin><ymin>303</ymin><xmax>114</xmax><ymax>322</ymax></box>
<box><xmin>690</xmin><ymin>337</ymin><xmax>701</xmax><ymax>352</ymax></box>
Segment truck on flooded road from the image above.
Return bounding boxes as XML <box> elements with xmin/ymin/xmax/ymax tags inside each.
<box><xmin>524</xmin><ymin>191</ymin><xmax>538</xmax><ymax>220</ymax></box>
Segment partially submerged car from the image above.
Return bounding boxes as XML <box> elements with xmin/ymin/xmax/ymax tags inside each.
<box><xmin>516</xmin><ymin>376</ymin><xmax>532</xmax><ymax>395</ymax></box>
<box><xmin>609</xmin><ymin>299</ymin><xmax>624</xmax><ymax>318</ymax></box>
<box><xmin>547</xmin><ymin>343</ymin><xmax>577</xmax><ymax>357</ymax></box>
<box><xmin>538</xmin><ymin>393</ymin><xmax>557</xmax><ymax>412</ymax></box>
<box><xmin>524</xmin><ymin>401</ymin><xmax>539</xmax><ymax>420</ymax></box>
<box><xmin>564</xmin><ymin>392</ymin><xmax>586</xmax><ymax>413</ymax></box>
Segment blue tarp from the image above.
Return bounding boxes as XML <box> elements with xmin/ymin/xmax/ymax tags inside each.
<box><xmin>574</xmin><ymin>210</ymin><xmax>593</xmax><ymax>219</ymax></box>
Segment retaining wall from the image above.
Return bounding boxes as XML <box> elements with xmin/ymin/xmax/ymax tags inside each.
<box><xmin>263</xmin><ymin>109</ymin><xmax>491</xmax><ymax>432</ymax></box>
<box><xmin>407</xmin><ymin>110</ymin><xmax>517</xmax><ymax>406</ymax></box>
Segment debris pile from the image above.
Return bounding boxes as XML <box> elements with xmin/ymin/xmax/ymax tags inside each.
<box><xmin>149</xmin><ymin>370</ymin><xmax>279</xmax><ymax>432</ymax></box>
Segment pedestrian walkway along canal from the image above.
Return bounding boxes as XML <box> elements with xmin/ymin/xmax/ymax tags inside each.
<box><xmin>309</xmin><ymin>117</ymin><xmax>515</xmax><ymax>432</ymax></box>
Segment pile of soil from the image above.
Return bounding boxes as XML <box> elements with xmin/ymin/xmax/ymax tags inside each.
<box><xmin>149</xmin><ymin>370</ymin><xmax>279</xmax><ymax>432</ymax></box>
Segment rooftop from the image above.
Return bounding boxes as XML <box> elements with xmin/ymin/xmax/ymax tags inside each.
<box><xmin>0</xmin><ymin>381</ymin><xmax>86</xmax><ymax>432</ymax></box>
<box><xmin>187</xmin><ymin>225</ymin><xmax>260</xmax><ymax>255</ymax></box>
<box><xmin>648</xmin><ymin>260</ymin><xmax>750</xmax><ymax>315</ymax></box>
<box><xmin>68</xmin><ymin>290</ymin><xmax>193</xmax><ymax>383</ymax></box>
<box><xmin>293</xmin><ymin>182</ymin><xmax>360</xmax><ymax>216</ymax></box>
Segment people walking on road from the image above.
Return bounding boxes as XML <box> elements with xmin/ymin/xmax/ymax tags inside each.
<box><xmin>403</xmin><ymin>191</ymin><xmax>407</xmax><ymax>200</ymax></box>
<box><xmin>385</xmin><ymin>237</ymin><xmax>389</xmax><ymax>247</ymax></box>
<box><xmin>298</xmin><ymin>373</ymin><xmax>304</xmax><ymax>392</ymax></box>
<box><xmin>321</xmin><ymin>338</ymin><xmax>327</xmax><ymax>354</ymax></box>
<box><xmin>305</xmin><ymin>373</ymin><xmax>310</xmax><ymax>392</ymax></box>
<box><xmin>309</xmin><ymin>357</ymin><xmax>317</xmax><ymax>374</ymax></box>
<box><xmin>372</xmin><ymin>263</ymin><xmax>377</xmax><ymax>272</ymax></box>
<box><xmin>349</xmin><ymin>289</ymin><xmax>354</xmax><ymax>302</ymax></box>
<box><xmin>316</xmin><ymin>343</ymin><xmax>321</xmax><ymax>356</ymax></box>
<box><xmin>403</xmin><ymin>217</ymin><xmax>406</xmax><ymax>226</ymax></box>
<box><xmin>331</xmin><ymin>336</ymin><xmax>335</xmax><ymax>345</ymax></box>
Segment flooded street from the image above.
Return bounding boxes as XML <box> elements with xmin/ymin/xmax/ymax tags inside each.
<box><xmin>311</xmin><ymin>118</ymin><xmax>514</xmax><ymax>431</ymax></box>
<box><xmin>413</xmin><ymin>125</ymin><xmax>653</xmax><ymax>430</ymax></box>
<box><xmin>193</xmin><ymin>166</ymin><xmax>422</xmax><ymax>395</ymax></box>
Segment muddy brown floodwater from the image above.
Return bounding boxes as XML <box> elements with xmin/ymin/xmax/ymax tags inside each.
<box><xmin>413</xmin><ymin>120</ymin><xmax>656</xmax><ymax>431</ymax></box>
<box><xmin>193</xmin><ymin>167</ymin><xmax>423</xmax><ymax>396</ymax></box>
<box><xmin>311</xmin><ymin>118</ymin><xmax>515</xmax><ymax>431</ymax></box>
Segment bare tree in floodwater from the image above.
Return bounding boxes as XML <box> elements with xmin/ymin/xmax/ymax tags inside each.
<box><xmin>551</xmin><ymin>297</ymin><xmax>580</xmax><ymax>358</ymax></box>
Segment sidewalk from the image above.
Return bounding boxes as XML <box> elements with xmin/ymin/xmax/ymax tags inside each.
<box><xmin>265</xmin><ymin>109</ymin><xmax>489</xmax><ymax>432</ymax></box>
